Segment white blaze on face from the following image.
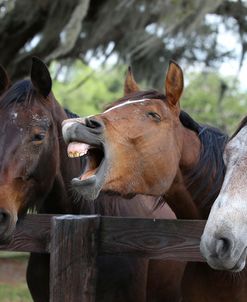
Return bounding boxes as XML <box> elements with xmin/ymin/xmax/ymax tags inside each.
<box><xmin>202</xmin><ymin>125</ymin><xmax>247</xmax><ymax>259</ymax></box>
<box><xmin>10</xmin><ymin>111</ymin><xmax>18</xmax><ymax>123</ymax></box>
<box><xmin>103</xmin><ymin>99</ymin><xmax>150</xmax><ymax>113</ymax></box>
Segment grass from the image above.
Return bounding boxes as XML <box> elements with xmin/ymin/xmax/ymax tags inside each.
<box><xmin>0</xmin><ymin>252</ymin><xmax>32</xmax><ymax>302</ymax></box>
<box><xmin>0</xmin><ymin>252</ymin><xmax>29</xmax><ymax>260</ymax></box>
<box><xmin>0</xmin><ymin>284</ymin><xmax>32</xmax><ymax>302</ymax></box>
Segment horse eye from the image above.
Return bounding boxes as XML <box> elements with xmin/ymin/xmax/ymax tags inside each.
<box><xmin>32</xmin><ymin>133</ymin><xmax>45</xmax><ymax>142</ymax></box>
<box><xmin>147</xmin><ymin>112</ymin><xmax>161</xmax><ymax>121</ymax></box>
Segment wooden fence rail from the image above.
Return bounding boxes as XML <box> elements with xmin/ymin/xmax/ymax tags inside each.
<box><xmin>0</xmin><ymin>214</ymin><xmax>207</xmax><ymax>301</ymax></box>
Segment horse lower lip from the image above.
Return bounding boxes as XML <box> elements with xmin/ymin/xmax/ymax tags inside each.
<box><xmin>229</xmin><ymin>261</ymin><xmax>245</xmax><ymax>272</ymax></box>
<box><xmin>73</xmin><ymin>152</ymin><xmax>105</xmax><ymax>183</ymax></box>
<box><xmin>71</xmin><ymin>152</ymin><xmax>107</xmax><ymax>201</ymax></box>
<box><xmin>229</xmin><ymin>248</ymin><xmax>247</xmax><ymax>272</ymax></box>
<box><xmin>208</xmin><ymin>247</ymin><xmax>247</xmax><ymax>272</ymax></box>
<box><xmin>78</xmin><ymin>146</ymin><xmax>105</xmax><ymax>179</ymax></box>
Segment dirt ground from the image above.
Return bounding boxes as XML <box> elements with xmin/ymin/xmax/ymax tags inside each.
<box><xmin>0</xmin><ymin>258</ymin><xmax>27</xmax><ymax>285</ymax></box>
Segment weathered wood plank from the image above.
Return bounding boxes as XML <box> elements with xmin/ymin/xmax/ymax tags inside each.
<box><xmin>0</xmin><ymin>214</ymin><xmax>52</xmax><ymax>253</ymax></box>
<box><xmin>100</xmin><ymin>217</ymin><xmax>206</xmax><ymax>262</ymax></box>
<box><xmin>50</xmin><ymin>215</ymin><xmax>100</xmax><ymax>302</ymax></box>
<box><xmin>0</xmin><ymin>214</ymin><xmax>207</xmax><ymax>263</ymax></box>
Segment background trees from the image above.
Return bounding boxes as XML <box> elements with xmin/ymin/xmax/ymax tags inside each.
<box><xmin>1</xmin><ymin>0</ymin><xmax>247</xmax><ymax>133</ymax></box>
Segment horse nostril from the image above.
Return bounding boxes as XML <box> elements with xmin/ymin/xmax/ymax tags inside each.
<box><xmin>85</xmin><ymin>118</ymin><xmax>103</xmax><ymax>129</ymax></box>
<box><xmin>0</xmin><ymin>210</ymin><xmax>10</xmax><ymax>225</ymax></box>
<box><xmin>215</xmin><ymin>237</ymin><xmax>233</xmax><ymax>258</ymax></box>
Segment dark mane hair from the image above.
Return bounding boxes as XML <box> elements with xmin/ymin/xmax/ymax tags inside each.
<box><xmin>107</xmin><ymin>89</ymin><xmax>228</xmax><ymax>211</ymax></box>
<box><xmin>64</xmin><ymin>108</ymin><xmax>79</xmax><ymax>119</ymax></box>
<box><xmin>179</xmin><ymin>111</ymin><xmax>228</xmax><ymax>211</ymax></box>
<box><xmin>231</xmin><ymin>116</ymin><xmax>247</xmax><ymax>139</ymax></box>
<box><xmin>0</xmin><ymin>80</ymin><xmax>37</xmax><ymax>109</ymax></box>
<box><xmin>0</xmin><ymin>79</ymin><xmax>79</xmax><ymax>119</ymax></box>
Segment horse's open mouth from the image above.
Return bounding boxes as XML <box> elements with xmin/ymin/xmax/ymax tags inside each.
<box><xmin>62</xmin><ymin>118</ymin><xmax>108</xmax><ymax>200</ymax></box>
<box><xmin>67</xmin><ymin>142</ymin><xmax>105</xmax><ymax>183</ymax></box>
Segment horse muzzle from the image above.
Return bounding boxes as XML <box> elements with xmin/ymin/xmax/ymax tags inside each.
<box><xmin>200</xmin><ymin>231</ymin><xmax>247</xmax><ymax>272</ymax></box>
<box><xmin>0</xmin><ymin>208</ymin><xmax>17</xmax><ymax>244</ymax></box>
<box><xmin>62</xmin><ymin>117</ymin><xmax>108</xmax><ymax>201</ymax></box>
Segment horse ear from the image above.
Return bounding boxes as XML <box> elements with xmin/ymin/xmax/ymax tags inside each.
<box><xmin>31</xmin><ymin>57</ymin><xmax>52</xmax><ymax>98</ymax></box>
<box><xmin>0</xmin><ymin>65</ymin><xmax>10</xmax><ymax>95</ymax></box>
<box><xmin>165</xmin><ymin>60</ymin><xmax>183</xmax><ymax>111</ymax></box>
<box><xmin>124</xmin><ymin>66</ymin><xmax>140</xmax><ymax>95</ymax></box>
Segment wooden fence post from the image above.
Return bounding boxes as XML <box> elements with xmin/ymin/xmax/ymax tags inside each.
<box><xmin>50</xmin><ymin>215</ymin><xmax>100</xmax><ymax>302</ymax></box>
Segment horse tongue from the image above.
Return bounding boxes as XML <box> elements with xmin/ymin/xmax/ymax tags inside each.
<box><xmin>67</xmin><ymin>142</ymin><xmax>90</xmax><ymax>158</ymax></box>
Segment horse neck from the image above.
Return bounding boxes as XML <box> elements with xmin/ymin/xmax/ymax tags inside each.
<box><xmin>167</xmin><ymin>124</ymin><xmax>226</xmax><ymax>219</ymax></box>
<box><xmin>166</xmin><ymin>126</ymin><xmax>203</xmax><ymax>219</ymax></box>
<box><xmin>166</xmin><ymin>171</ymin><xmax>201</xmax><ymax>219</ymax></box>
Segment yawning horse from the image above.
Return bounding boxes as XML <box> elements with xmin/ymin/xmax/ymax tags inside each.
<box><xmin>0</xmin><ymin>58</ymin><xmax>184</xmax><ymax>302</ymax></box>
<box><xmin>62</xmin><ymin>61</ymin><xmax>235</xmax><ymax>301</ymax></box>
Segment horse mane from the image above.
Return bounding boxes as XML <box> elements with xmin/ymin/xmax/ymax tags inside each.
<box><xmin>64</xmin><ymin>108</ymin><xmax>79</xmax><ymax>119</ymax></box>
<box><xmin>0</xmin><ymin>80</ymin><xmax>41</xmax><ymax>109</ymax></box>
<box><xmin>0</xmin><ymin>79</ymin><xmax>79</xmax><ymax>120</ymax></box>
<box><xmin>231</xmin><ymin>115</ymin><xmax>247</xmax><ymax>139</ymax></box>
<box><xmin>179</xmin><ymin>111</ymin><xmax>228</xmax><ymax>211</ymax></box>
<box><xmin>106</xmin><ymin>89</ymin><xmax>228</xmax><ymax>211</ymax></box>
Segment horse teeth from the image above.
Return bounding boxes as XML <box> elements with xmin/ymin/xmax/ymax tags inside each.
<box><xmin>67</xmin><ymin>142</ymin><xmax>90</xmax><ymax>158</ymax></box>
<box><xmin>68</xmin><ymin>152</ymin><xmax>74</xmax><ymax>158</ymax></box>
<box><xmin>68</xmin><ymin>152</ymin><xmax>77</xmax><ymax>158</ymax></box>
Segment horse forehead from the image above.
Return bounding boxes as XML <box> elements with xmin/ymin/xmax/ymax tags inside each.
<box><xmin>103</xmin><ymin>98</ymin><xmax>152</xmax><ymax>114</ymax></box>
<box><xmin>228</xmin><ymin>126</ymin><xmax>247</xmax><ymax>152</ymax></box>
<box><xmin>221</xmin><ymin>126</ymin><xmax>247</xmax><ymax>193</ymax></box>
<box><xmin>31</xmin><ymin>112</ymin><xmax>49</xmax><ymax>123</ymax></box>
<box><xmin>17</xmin><ymin>105</ymin><xmax>50</xmax><ymax>123</ymax></box>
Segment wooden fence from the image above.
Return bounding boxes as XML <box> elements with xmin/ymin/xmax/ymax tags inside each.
<box><xmin>0</xmin><ymin>214</ymin><xmax>206</xmax><ymax>302</ymax></box>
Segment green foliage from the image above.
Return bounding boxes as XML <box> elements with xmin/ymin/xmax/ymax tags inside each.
<box><xmin>182</xmin><ymin>72</ymin><xmax>247</xmax><ymax>134</ymax></box>
<box><xmin>0</xmin><ymin>284</ymin><xmax>32</xmax><ymax>302</ymax></box>
<box><xmin>0</xmin><ymin>253</ymin><xmax>31</xmax><ymax>302</ymax></box>
<box><xmin>0</xmin><ymin>252</ymin><xmax>29</xmax><ymax>260</ymax></box>
<box><xmin>52</xmin><ymin>61</ymin><xmax>126</xmax><ymax>116</ymax></box>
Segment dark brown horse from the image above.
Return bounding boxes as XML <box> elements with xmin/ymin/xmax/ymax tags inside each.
<box><xmin>62</xmin><ymin>61</ymin><xmax>236</xmax><ymax>302</ymax></box>
<box><xmin>0</xmin><ymin>58</ymin><xmax>184</xmax><ymax>302</ymax></box>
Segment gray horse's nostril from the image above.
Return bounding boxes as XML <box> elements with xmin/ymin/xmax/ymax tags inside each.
<box><xmin>215</xmin><ymin>237</ymin><xmax>233</xmax><ymax>259</ymax></box>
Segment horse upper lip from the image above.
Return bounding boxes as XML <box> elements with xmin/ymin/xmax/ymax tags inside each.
<box><xmin>62</xmin><ymin>121</ymin><xmax>104</xmax><ymax>147</ymax></box>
